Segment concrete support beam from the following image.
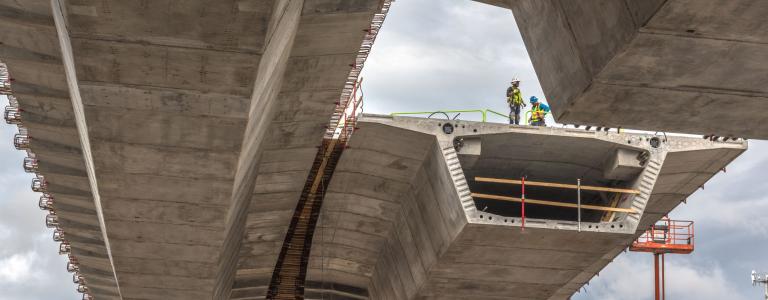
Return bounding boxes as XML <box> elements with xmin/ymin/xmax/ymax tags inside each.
<box><xmin>50</xmin><ymin>5</ymin><xmax>123</xmax><ymax>296</ymax></box>
<box><xmin>213</xmin><ymin>1</ymin><xmax>303</xmax><ymax>298</ymax></box>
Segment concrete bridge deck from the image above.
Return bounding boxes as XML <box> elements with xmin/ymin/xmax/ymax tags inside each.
<box><xmin>302</xmin><ymin>115</ymin><xmax>744</xmax><ymax>299</ymax></box>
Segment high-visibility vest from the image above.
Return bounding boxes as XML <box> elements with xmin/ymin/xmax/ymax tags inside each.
<box><xmin>508</xmin><ymin>88</ymin><xmax>523</xmax><ymax>106</ymax></box>
<box><xmin>531</xmin><ymin>104</ymin><xmax>548</xmax><ymax>122</ymax></box>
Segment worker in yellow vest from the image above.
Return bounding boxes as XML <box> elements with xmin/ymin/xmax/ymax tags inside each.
<box><xmin>506</xmin><ymin>78</ymin><xmax>525</xmax><ymax>125</ymax></box>
<box><xmin>528</xmin><ymin>96</ymin><xmax>550</xmax><ymax>126</ymax></box>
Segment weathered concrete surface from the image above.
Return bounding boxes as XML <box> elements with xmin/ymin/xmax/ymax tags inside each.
<box><xmin>2</xmin><ymin>0</ymin><xmax>385</xmax><ymax>299</ymax></box>
<box><xmin>0</xmin><ymin>0</ymin><xmax>122</xmax><ymax>298</ymax></box>
<box><xmin>63</xmin><ymin>1</ymin><xmax>269</xmax><ymax>298</ymax></box>
<box><xmin>227</xmin><ymin>1</ymin><xmax>384</xmax><ymax>299</ymax></box>
<box><xmin>304</xmin><ymin>115</ymin><xmax>744</xmax><ymax>299</ymax></box>
<box><xmin>484</xmin><ymin>0</ymin><xmax>768</xmax><ymax>139</ymax></box>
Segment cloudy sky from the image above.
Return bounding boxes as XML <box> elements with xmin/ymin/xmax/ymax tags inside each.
<box><xmin>1</xmin><ymin>0</ymin><xmax>766</xmax><ymax>299</ymax></box>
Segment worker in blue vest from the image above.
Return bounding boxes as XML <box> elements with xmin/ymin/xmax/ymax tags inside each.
<box><xmin>506</xmin><ymin>78</ymin><xmax>525</xmax><ymax>125</ymax></box>
<box><xmin>528</xmin><ymin>96</ymin><xmax>550</xmax><ymax>126</ymax></box>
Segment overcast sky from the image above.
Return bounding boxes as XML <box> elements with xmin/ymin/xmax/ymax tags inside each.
<box><xmin>1</xmin><ymin>1</ymin><xmax>766</xmax><ymax>299</ymax></box>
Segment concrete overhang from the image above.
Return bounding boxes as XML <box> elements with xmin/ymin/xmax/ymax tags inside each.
<box><xmin>0</xmin><ymin>0</ymin><xmax>387</xmax><ymax>299</ymax></box>
<box><xmin>474</xmin><ymin>0</ymin><xmax>768</xmax><ymax>139</ymax></box>
<box><xmin>472</xmin><ymin>0</ymin><xmax>510</xmax><ymax>9</ymax></box>
<box><xmin>306</xmin><ymin>114</ymin><xmax>745</xmax><ymax>299</ymax></box>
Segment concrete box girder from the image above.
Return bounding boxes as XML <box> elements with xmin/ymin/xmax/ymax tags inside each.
<box><xmin>302</xmin><ymin>115</ymin><xmax>744</xmax><ymax>300</ymax></box>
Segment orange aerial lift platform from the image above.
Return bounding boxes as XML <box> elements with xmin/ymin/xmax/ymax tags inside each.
<box><xmin>630</xmin><ymin>218</ymin><xmax>694</xmax><ymax>300</ymax></box>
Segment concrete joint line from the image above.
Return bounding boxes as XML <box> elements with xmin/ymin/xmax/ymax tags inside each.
<box><xmin>594</xmin><ymin>79</ymin><xmax>768</xmax><ymax>98</ymax></box>
<box><xmin>51</xmin><ymin>0</ymin><xmax>123</xmax><ymax>298</ymax></box>
<box><xmin>638</xmin><ymin>27</ymin><xmax>768</xmax><ymax>45</ymax></box>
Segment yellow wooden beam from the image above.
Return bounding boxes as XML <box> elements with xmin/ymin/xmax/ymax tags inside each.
<box><xmin>475</xmin><ymin>177</ymin><xmax>640</xmax><ymax>195</ymax></box>
<box><xmin>601</xmin><ymin>192</ymin><xmax>623</xmax><ymax>222</ymax></box>
<box><xmin>471</xmin><ymin>192</ymin><xmax>637</xmax><ymax>214</ymax></box>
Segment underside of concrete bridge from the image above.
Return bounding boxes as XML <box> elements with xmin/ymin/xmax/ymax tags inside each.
<box><xmin>0</xmin><ymin>0</ymin><xmax>757</xmax><ymax>299</ymax></box>
<box><xmin>2</xmin><ymin>0</ymin><xmax>387</xmax><ymax>299</ymax></box>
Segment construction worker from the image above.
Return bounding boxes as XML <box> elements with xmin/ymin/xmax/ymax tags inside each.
<box><xmin>528</xmin><ymin>96</ymin><xmax>550</xmax><ymax>126</ymax></box>
<box><xmin>506</xmin><ymin>78</ymin><xmax>525</xmax><ymax>125</ymax></box>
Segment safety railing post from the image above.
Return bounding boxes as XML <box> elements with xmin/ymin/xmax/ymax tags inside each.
<box><xmin>521</xmin><ymin>176</ymin><xmax>525</xmax><ymax>231</ymax></box>
<box><xmin>525</xmin><ymin>111</ymin><xmax>532</xmax><ymax>125</ymax></box>
<box><xmin>654</xmin><ymin>253</ymin><xmax>660</xmax><ymax>300</ymax></box>
<box><xmin>662</xmin><ymin>253</ymin><xmax>666</xmax><ymax>300</ymax></box>
<box><xmin>577</xmin><ymin>178</ymin><xmax>582</xmax><ymax>232</ymax></box>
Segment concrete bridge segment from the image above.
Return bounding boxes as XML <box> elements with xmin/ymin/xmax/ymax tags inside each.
<box><xmin>303</xmin><ymin>114</ymin><xmax>744</xmax><ymax>299</ymax></box>
<box><xmin>477</xmin><ymin>0</ymin><xmax>768</xmax><ymax>139</ymax></box>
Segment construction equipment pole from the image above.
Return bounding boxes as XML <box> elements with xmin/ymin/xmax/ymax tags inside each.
<box><xmin>654</xmin><ymin>253</ymin><xmax>660</xmax><ymax>300</ymax></box>
<box><xmin>577</xmin><ymin>178</ymin><xmax>581</xmax><ymax>232</ymax></box>
<box><xmin>661</xmin><ymin>253</ymin><xmax>666</xmax><ymax>300</ymax></box>
<box><xmin>521</xmin><ymin>177</ymin><xmax>525</xmax><ymax>231</ymax></box>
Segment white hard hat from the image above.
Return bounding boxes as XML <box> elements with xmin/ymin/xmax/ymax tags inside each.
<box><xmin>511</xmin><ymin>77</ymin><xmax>520</xmax><ymax>83</ymax></box>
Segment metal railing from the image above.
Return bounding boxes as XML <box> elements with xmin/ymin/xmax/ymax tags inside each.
<box><xmin>31</xmin><ymin>175</ymin><xmax>47</xmax><ymax>192</ymax></box>
<box><xmin>67</xmin><ymin>260</ymin><xmax>79</xmax><ymax>273</ymax></box>
<box><xmin>390</xmin><ymin>108</ymin><xmax>551</xmax><ymax>125</ymax></box>
<box><xmin>326</xmin><ymin>79</ymin><xmax>364</xmax><ymax>143</ymax></box>
<box><xmin>58</xmin><ymin>242</ymin><xmax>70</xmax><ymax>255</ymax></box>
<box><xmin>4</xmin><ymin>106</ymin><xmax>21</xmax><ymax>124</ymax></box>
<box><xmin>325</xmin><ymin>0</ymin><xmax>391</xmax><ymax>144</ymax></box>
<box><xmin>1</xmin><ymin>61</ymin><xmax>91</xmax><ymax>299</ymax></box>
<box><xmin>391</xmin><ymin>109</ymin><xmax>499</xmax><ymax>123</ymax></box>
<box><xmin>631</xmin><ymin>219</ymin><xmax>695</xmax><ymax>254</ymax></box>
<box><xmin>45</xmin><ymin>213</ymin><xmax>59</xmax><ymax>228</ymax></box>
<box><xmin>39</xmin><ymin>194</ymin><xmax>54</xmax><ymax>211</ymax></box>
<box><xmin>637</xmin><ymin>219</ymin><xmax>694</xmax><ymax>246</ymax></box>
<box><xmin>14</xmin><ymin>132</ymin><xmax>29</xmax><ymax>150</ymax></box>
<box><xmin>23</xmin><ymin>156</ymin><xmax>38</xmax><ymax>173</ymax></box>
<box><xmin>0</xmin><ymin>64</ymin><xmax>12</xmax><ymax>95</ymax></box>
<box><xmin>53</xmin><ymin>229</ymin><xmax>65</xmax><ymax>242</ymax></box>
